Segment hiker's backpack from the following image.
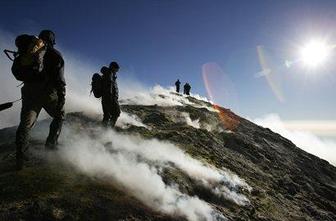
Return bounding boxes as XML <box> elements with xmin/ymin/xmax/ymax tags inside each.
<box><xmin>7</xmin><ymin>34</ymin><xmax>45</xmax><ymax>81</ymax></box>
<box><xmin>91</xmin><ymin>73</ymin><xmax>103</xmax><ymax>98</ymax></box>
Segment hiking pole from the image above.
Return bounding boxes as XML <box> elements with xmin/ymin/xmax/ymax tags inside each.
<box><xmin>0</xmin><ymin>98</ymin><xmax>22</xmax><ymax>112</ymax></box>
<box><xmin>3</xmin><ymin>49</ymin><xmax>17</xmax><ymax>61</ymax></box>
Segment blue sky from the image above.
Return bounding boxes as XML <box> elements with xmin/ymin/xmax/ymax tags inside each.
<box><xmin>0</xmin><ymin>0</ymin><xmax>335</xmax><ymax>120</ymax></box>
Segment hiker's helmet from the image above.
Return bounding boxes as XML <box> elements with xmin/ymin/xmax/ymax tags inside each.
<box><xmin>39</xmin><ymin>30</ymin><xmax>56</xmax><ymax>46</ymax></box>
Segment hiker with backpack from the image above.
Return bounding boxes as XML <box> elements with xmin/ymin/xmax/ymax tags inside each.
<box><xmin>183</xmin><ymin>82</ymin><xmax>191</xmax><ymax>95</ymax></box>
<box><xmin>175</xmin><ymin>79</ymin><xmax>181</xmax><ymax>93</ymax></box>
<box><xmin>11</xmin><ymin>30</ymin><xmax>65</xmax><ymax>170</ymax></box>
<box><xmin>91</xmin><ymin>62</ymin><xmax>120</xmax><ymax>128</ymax></box>
<box><xmin>102</xmin><ymin>62</ymin><xmax>120</xmax><ymax>127</ymax></box>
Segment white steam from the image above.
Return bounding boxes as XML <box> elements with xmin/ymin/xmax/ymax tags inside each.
<box><xmin>120</xmin><ymin>85</ymin><xmax>218</xmax><ymax>113</ymax></box>
<box><xmin>57</xmin><ymin>126</ymin><xmax>250</xmax><ymax>220</ymax></box>
<box><xmin>0</xmin><ymin>28</ymin><xmax>213</xmax><ymax>129</ymax></box>
<box><xmin>0</xmin><ymin>30</ymin><xmax>101</xmax><ymax>127</ymax></box>
<box><xmin>116</xmin><ymin>112</ymin><xmax>149</xmax><ymax>129</ymax></box>
<box><xmin>181</xmin><ymin>112</ymin><xmax>200</xmax><ymax>129</ymax></box>
<box><xmin>120</xmin><ymin>85</ymin><xmax>192</xmax><ymax>106</ymax></box>
<box><xmin>0</xmin><ymin>29</ymin><xmax>150</xmax><ymax>128</ymax></box>
<box><xmin>178</xmin><ymin>112</ymin><xmax>224</xmax><ymax>133</ymax></box>
<box><xmin>166</xmin><ymin>111</ymin><xmax>223</xmax><ymax>132</ymax></box>
<box><xmin>1</xmin><ymin>36</ymin><xmax>213</xmax><ymax>129</ymax></box>
<box><xmin>254</xmin><ymin>114</ymin><xmax>336</xmax><ymax>166</ymax></box>
<box><xmin>1</xmin><ymin>28</ymin><xmax>250</xmax><ymax>220</ymax></box>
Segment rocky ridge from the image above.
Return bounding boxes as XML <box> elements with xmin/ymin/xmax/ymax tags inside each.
<box><xmin>0</xmin><ymin>92</ymin><xmax>335</xmax><ymax>221</ymax></box>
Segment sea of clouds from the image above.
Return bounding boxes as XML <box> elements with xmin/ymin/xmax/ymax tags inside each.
<box><xmin>254</xmin><ymin>114</ymin><xmax>336</xmax><ymax>166</ymax></box>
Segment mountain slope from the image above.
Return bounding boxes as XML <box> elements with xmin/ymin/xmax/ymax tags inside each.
<box><xmin>0</xmin><ymin>91</ymin><xmax>335</xmax><ymax>221</ymax></box>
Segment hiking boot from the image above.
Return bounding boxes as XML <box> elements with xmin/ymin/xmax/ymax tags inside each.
<box><xmin>45</xmin><ymin>142</ymin><xmax>58</xmax><ymax>151</ymax></box>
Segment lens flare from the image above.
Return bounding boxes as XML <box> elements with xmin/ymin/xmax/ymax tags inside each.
<box><xmin>202</xmin><ymin>62</ymin><xmax>240</xmax><ymax>130</ymax></box>
<box><xmin>257</xmin><ymin>46</ymin><xmax>285</xmax><ymax>102</ymax></box>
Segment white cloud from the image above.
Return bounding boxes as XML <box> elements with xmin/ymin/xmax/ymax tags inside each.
<box><xmin>254</xmin><ymin>114</ymin><xmax>336</xmax><ymax>166</ymax></box>
<box><xmin>283</xmin><ymin>120</ymin><xmax>336</xmax><ymax>137</ymax></box>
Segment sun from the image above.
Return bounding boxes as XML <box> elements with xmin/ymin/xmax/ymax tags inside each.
<box><xmin>299</xmin><ymin>40</ymin><xmax>331</xmax><ymax>68</ymax></box>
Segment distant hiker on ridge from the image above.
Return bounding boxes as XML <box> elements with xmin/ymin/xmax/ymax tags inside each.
<box><xmin>101</xmin><ymin>62</ymin><xmax>121</xmax><ymax>128</ymax></box>
<box><xmin>175</xmin><ymin>79</ymin><xmax>181</xmax><ymax>93</ymax></box>
<box><xmin>183</xmin><ymin>82</ymin><xmax>191</xmax><ymax>95</ymax></box>
<box><xmin>12</xmin><ymin>30</ymin><xmax>66</xmax><ymax>170</ymax></box>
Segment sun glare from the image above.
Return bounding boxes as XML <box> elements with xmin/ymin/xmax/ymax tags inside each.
<box><xmin>300</xmin><ymin>40</ymin><xmax>331</xmax><ymax>68</ymax></box>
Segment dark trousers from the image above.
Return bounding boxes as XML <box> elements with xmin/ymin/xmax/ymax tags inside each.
<box><xmin>102</xmin><ymin>97</ymin><xmax>120</xmax><ymax>128</ymax></box>
<box><xmin>16</xmin><ymin>84</ymin><xmax>64</xmax><ymax>155</ymax></box>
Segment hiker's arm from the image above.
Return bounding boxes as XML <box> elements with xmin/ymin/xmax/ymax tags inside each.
<box><xmin>113</xmin><ymin>73</ymin><xmax>118</xmax><ymax>100</ymax></box>
<box><xmin>115</xmin><ymin>83</ymin><xmax>119</xmax><ymax>100</ymax></box>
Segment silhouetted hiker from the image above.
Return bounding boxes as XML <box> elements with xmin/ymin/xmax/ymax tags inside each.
<box><xmin>175</xmin><ymin>79</ymin><xmax>181</xmax><ymax>93</ymax></box>
<box><xmin>183</xmin><ymin>83</ymin><xmax>191</xmax><ymax>95</ymax></box>
<box><xmin>12</xmin><ymin>30</ymin><xmax>65</xmax><ymax>170</ymax></box>
<box><xmin>101</xmin><ymin>62</ymin><xmax>120</xmax><ymax>128</ymax></box>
